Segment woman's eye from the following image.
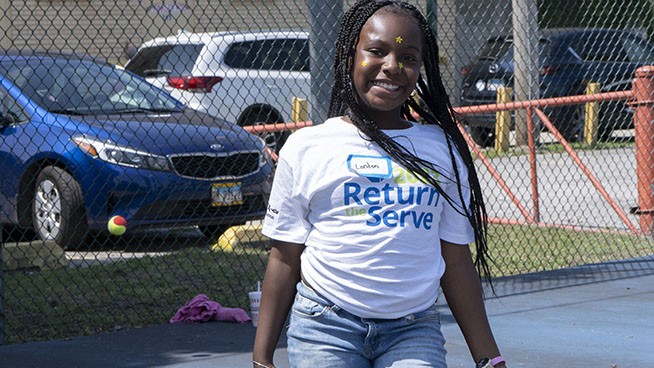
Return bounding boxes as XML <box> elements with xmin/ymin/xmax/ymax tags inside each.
<box><xmin>367</xmin><ymin>48</ymin><xmax>383</xmax><ymax>56</ymax></box>
<box><xmin>403</xmin><ymin>55</ymin><xmax>419</xmax><ymax>63</ymax></box>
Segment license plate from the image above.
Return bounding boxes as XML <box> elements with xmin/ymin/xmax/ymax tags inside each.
<box><xmin>211</xmin><ymin>183</ymin><xmax>243</xmax><ymax>207</ymax></box>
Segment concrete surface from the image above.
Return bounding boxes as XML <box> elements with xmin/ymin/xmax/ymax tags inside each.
<box><xmin>0</xmin><ymin>256</ymin><xmax>652</xmax><ymax>367</ymax></box>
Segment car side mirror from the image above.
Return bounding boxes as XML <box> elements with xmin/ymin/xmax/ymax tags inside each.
<box><xmin>0</xmin><ymin>111</ymin><xmax>18</xmax><ymax>130</ymax></box>
<box><xmin>124</xmin><ymin>45</ymin><xmax>137</xmax><ymax>61</ymax></box>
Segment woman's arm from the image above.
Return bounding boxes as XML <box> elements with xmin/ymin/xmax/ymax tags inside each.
<box><xmin>252</xmin><ymin>240</ymin><xmax>305</xmax><ymax>368</ymax></box>
<box><xmin>440</xmin><ymin>240</ymin><xmax>506</xmax><ymax>367</ymax></box>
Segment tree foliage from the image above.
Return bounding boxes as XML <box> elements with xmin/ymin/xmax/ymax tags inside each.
<box><xmin>539</xmin><ymin>0</ymin><xmax>654</xmax><ymax>38</ymax></box>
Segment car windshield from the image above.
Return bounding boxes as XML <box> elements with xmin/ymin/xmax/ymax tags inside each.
<box><xmin>476</xmin><ymin>38</ymin><xmax>513</xmax><ymax>61</ymax></box>
<box><xmin>477</xmin><ymin>37</ymin><xmax>552</xmax><ymax>63</ymax></box>
<box><xmin>0</xmin><ymin>57</ymin><xmax>184</xmax><ymax>115</ymax></box>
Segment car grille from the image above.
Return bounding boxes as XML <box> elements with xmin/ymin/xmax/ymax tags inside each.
<box><xmin>170</xmin><ymin>152</ymin><xmax>260</xmax><ymax>179</ymax></box>
<box><xmin>133</xmin><ymin>195</ymin><xmax>267</xmax><ymax>221</ymax></box>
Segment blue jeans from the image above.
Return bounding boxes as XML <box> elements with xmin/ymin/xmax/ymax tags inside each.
<box><xmin>287</xmin><ymin>281</ymin><xmax>448</xmax><ymax>368</ymax></box>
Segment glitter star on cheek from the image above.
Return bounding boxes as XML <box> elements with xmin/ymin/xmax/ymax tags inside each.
<box><xmin>361</xmin><ymin>61</ymin><xmax>368</xmax><ymax>67</ymax></box>
<box><xmin>395</xmin><ymin>36</ymin><xmax>403</xmax><ymax>44</ymax></box>
<box><xmin>398</xmin><ymin>62</ymin><xmax>404</xmax><ymax>69</ymax></box>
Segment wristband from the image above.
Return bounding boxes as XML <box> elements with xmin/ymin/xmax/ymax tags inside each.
<box><xmin>491</xmin><ymin>356</ymin><xmax>505</xmax><ymax>366</ymax></box>
<box><xmin>253</xmin><ymin>361</ymin><xmax>272</xmax><ymax>368</ymax></box>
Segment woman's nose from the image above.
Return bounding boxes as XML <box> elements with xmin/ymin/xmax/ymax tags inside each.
<box><xmin>382</xmin><ymin>55</ymin><xmax>401</xmax><ymax>74</ymax></box>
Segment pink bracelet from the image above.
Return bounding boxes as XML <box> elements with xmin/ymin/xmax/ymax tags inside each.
<box><xmin>491</xmin><ymin>356</ymin><xmax>506</xmax><ymax>366</ymax></box>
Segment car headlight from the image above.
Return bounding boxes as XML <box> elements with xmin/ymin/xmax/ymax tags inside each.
<box><xmin>256</xmin><ymin>136</ymin><xmax>275</xmax><ymax>166</ymax></box>
<box><xmin>73</xmin><ymin>136</ymin><xmax>173</xmax><ymax>171</ymax></box>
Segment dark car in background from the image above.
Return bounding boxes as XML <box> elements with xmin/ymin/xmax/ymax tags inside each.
<box><xmin>0</xmin><ymin>52</ymin><xmax>274</xmax><ymax>248</ymax></box>
<box><xmin>459</xmin><ymin>28</ymin><xmax>654</xmax><ymax>146</ymax></box>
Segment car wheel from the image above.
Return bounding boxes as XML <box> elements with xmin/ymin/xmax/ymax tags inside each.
<box><xmin>597</xmin><ymin>126</ymin><xmax>614</xmax><ymax>142</ymax></box>
<box><xmin>558</xmin><ymin>106</ymin><xmax>584</xmax><ymax>142</ymax></box>
<box><xmin>32</xmin><ymin>166</ymin><xmax>88</xmax><ymax>248</ymax></box>
<box><xmin>241</xmin><ymin>110</ymin><xmax>289</xmax><ymax>154</ymax></box>
<box><xmin>198</xmin><ymin>224</ymin><xmax>232</xmax><ymax>240</ymax></box>
<box><xmin>469</xmin><ymin>126</ymin><xmax>494</xmax><ymax>148</ymax></box>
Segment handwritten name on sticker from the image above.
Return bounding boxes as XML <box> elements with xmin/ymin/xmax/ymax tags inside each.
<box><xmin>347</xmin><ymin>154</ymin><xmax>392</xmax><ymax>179</ymax></box>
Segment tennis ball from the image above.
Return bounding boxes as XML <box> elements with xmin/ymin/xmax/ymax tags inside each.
<box><xmin>107</xmin><ymin>215</ymin><xmax>127</xmax><ymax>236</ymax></box>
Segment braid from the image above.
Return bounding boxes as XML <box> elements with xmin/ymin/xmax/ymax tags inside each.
<box><xmin>330</xmin><ymin>0</ymin><xmax>493</xmax><ymax>286</ymax></box>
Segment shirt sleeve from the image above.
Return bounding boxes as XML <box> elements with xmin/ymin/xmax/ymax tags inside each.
<box><xmin>438</xmin><ymin>155</ymin><xmax>475</xmax><ymax>245</ymax></box>
<box><xmin>261</xmin><ymin>144</ymin><xmax>312</xmax><ymax>244</ymax></box>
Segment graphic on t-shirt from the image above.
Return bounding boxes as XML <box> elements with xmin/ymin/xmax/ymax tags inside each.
<box><xmin>344</xmin><ymin>157</ymin><xmax>441</xmax><ymax>230</ymax></box>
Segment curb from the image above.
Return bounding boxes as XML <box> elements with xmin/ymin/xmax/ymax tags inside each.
<box><xmin>2</xmin><ymin>240</ymin><xmax>69</xmax><ymax>270</ymax></box>
<box><xmin>212</xmin><ymin>223</ymin><xmax>268</xmax><ymax>251</ymax></box>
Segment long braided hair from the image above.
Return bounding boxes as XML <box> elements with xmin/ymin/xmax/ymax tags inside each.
<box><xmin>329</xmin><ymin>0</ymin><xmax>493</xmax><ymax>284</ymax></box>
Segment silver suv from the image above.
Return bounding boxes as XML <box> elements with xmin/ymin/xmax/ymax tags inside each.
<box><xmin>125</xmin><ymin>30</ymin><xmax>311</xmax><ymax>151</ymax></box>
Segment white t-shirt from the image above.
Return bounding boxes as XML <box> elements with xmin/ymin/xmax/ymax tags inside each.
<box><xmin>262</xmin><ymin>117</ymin><xmax>474</xmax><ymax>319</ymax></box>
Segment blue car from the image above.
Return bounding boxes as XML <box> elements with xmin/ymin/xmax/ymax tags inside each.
<box><xmin>0</xmin><ymin>52</ymin><xmax>273</xmax><ymax>248</ymax></box>
<box><xmin>459</xmin><ymin>28</ymin><xmax>654</xmax><ymax>146</ymax></box>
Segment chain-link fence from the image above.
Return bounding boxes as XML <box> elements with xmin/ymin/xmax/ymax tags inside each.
<box><xmin>0</xmin><ymin>0</ymin><xmax>652</xmax><ymax>345</ymax></box>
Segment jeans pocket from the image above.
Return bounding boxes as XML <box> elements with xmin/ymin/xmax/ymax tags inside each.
<box><xmin>404</xmin><ymin>305</ymin><xmax>441</xmax><ymax>325</ymax></box>
<box><xmin>292</xmin><ymin>290</ymin><xmax>331</xmax><ymax>318</ymax></box>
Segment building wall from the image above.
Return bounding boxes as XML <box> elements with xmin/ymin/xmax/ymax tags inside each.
<box><xmin>0</xmin><ymin>0</ymin><xmax>510</xmax><ymax>104</ymax></box>
<box><xmin>5</xmin><ymin>1</ymin><xmax>309</xmax><ymax>63</ymax></box>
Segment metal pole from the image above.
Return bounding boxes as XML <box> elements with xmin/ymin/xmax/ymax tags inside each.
<box><xmin>511</xmin><ymin>0</ymin><xmax>539</xmax><ymax>146</ymax></box>
<box><xmin>632</xmin><ymin>66</ymin><xmax>654</xmax><ymax>235</ymax></box>
<box><xmin>426</xmin><ymin>0</ymin><xmax>437</xmax><ymax>37</ymax></box>
<box><xmin>306</xmin><ymin>0</ymin><xmax>343</xmax><ymax>125</ymax></box>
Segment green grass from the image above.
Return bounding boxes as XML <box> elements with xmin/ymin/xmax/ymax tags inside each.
<box><xmin>2</xmin><ymin>224</ymin><xmax>652</xmax><ymax>344</ymax></box>
<box><xmin>484</xmin><ymin>224</ymin><xmax>653</xmax><ymax>276</ymax></box>
<box><xmin>3</xmin><ymin>246</ymin><xmax>269</xmax><ymax>344</ymax></box>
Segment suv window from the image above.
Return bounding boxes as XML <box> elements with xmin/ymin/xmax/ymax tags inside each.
<box><xmin>571</xmin><ymin>34</ymin><xmax>628</xmax><ymax>62</ymax></box>
<box><xmin>224</xmin><ymin>39</ymin><xmax>310</xmax><ymax>72</ymax></box>
<box><xmin>622</xmin><ymin>35</ymin><xmax>654</xmax><ymax>62</ymax></box>
<box><xmin>126</xmin><ymin>44</ymin><xmax>204</xmax><ymax>77</ymax></box>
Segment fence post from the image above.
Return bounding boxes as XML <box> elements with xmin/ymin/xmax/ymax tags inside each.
<box><xmin>495</xmin><ymin>86</ymin><xmax>512</xmax><ymax>152</ymax></box>
<box><xmin>511</xmin><ymin>0</ymin><xmax>539</xmax><ymax>146</ymax></box>
<box><xmin>632</xmin><ymin>66</ymin><xmax>654</xmax><ymax>235</ymax></box>
<box><xmin>306</xmin><ymin>0</ymin><xmax>342</xmax><ymax>125</ymax></box>
<box><xmin>584</xmin><ymin>82</ymin><xmax>600</xmax><ymax>147</ymax></box>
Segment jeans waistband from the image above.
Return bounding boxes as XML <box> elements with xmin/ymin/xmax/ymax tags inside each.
<box><xmin>296</xmin><ymin>279</ymin><xmax>340</xmax><ymax>311</ymax></box>
<box><xmin>296</xmin><ymin>279</ymin><xmax>438</xmax><ymax>322</ymax></box>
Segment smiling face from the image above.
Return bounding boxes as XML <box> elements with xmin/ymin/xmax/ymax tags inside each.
<box><xmin>352</xmin><ymin>9</ymin><xmax>423</xmax><ymax>129</ymax></box>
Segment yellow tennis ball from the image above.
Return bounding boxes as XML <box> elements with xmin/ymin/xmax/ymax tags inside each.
<box><xmin>107</xmin><ymin>215</ymin><xmax>127</xmax><ymax>236</ymax></box>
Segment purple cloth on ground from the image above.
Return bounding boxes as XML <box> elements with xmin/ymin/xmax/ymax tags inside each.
<box><xmin>169</xmin><ymin>294</ymin><xmax>251</xmax><ymax>324</ymax></box>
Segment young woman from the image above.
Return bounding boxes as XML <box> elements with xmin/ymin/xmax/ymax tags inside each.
<box><xmin>253</xmin><ymin>1</ymin><xmax>505</xmax><ymax>367</ymax></box>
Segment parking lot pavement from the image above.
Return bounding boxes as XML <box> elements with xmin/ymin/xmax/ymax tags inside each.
<box><xmin>1</xmin><ymin>256</ymin><xmax>652</xmax><ymax>367</ymax></box>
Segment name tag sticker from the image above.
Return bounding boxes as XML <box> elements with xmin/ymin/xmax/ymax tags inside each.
<box><xmin>347</xmin><ymin>154</ymin><xmax>392</xmax><ymax>179</ymax></box>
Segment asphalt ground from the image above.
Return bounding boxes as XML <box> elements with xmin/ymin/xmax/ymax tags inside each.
<box><xmin>1</xmin><ymin>255</ymin><xmax>652</xmax><ymax>368</ymax></box>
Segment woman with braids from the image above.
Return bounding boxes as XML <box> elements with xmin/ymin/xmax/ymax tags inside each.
<box><xmin>253</xmin><ymin>1</ymin><xmax>505</xmax><ymax>367</ymax></box>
